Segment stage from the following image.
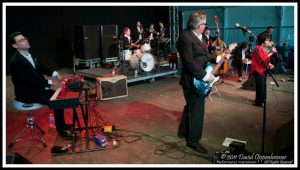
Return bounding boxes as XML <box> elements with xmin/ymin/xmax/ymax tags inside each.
<box><xmin>5</xmin><ymin>68</ymin><xmax>295</xmax><ymax>165</ymax></box>
<box><xmin>75</xmin><ymin>66</ymin><xmax>178</xmax><ymax>84</ymax></box>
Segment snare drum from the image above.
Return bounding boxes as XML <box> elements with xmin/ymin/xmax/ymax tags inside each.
<box><xmin>122</xmin><ymin>50</ymin><xmax>132</xmax><ymax>61</ymax></box>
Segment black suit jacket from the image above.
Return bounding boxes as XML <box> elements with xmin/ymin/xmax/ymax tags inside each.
<box><xmin>177</xmin><ymin>30</ymin><xmax>216</xmax><ymax>89</ymax></box>
<box><xmin>10</xmin><ymin>52</ymin><xmax>54</xmax><ymax>103</ymax></box>
<box><xmin>159</xmin><ymin>27</ymin><xmax>168</xmax><ymax>38</ymax></box>
<box><xmin>132</xmin><ymin>27</ymin><xmax>144</xmax><ymax>45</ymax></box>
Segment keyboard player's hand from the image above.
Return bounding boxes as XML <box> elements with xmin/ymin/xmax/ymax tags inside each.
<box><xmin>51</xmin><ymin>79</ymin><xmax>65</xmax><ymax>90</ymax></box>
<box><xmin>56</xmin><ymin>73</ymin><xmax>64</xmax><ymax>81</ymax></box>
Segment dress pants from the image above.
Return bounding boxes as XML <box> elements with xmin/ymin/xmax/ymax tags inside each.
<box><xmin>254</xmin><ymin>72</ymin><xmax>266</xmax><ymax>105</ymax></box>
<box><xmin>178</xmin><ymin>87</ymin><xmax>205</xmax><ymax>145</ymax></box>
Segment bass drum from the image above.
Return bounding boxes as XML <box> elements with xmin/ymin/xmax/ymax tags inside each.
<box><xmin>130</xmin><ymin>53</ymin><xmax>143</xmax><ymax>70</ymax></box>
<box><xmin>140</xmin><ymin>53</ymin><xmax>155</xmax><ymax>72</ymax></box>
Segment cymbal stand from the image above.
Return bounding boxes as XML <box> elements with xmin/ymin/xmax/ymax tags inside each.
<box><xmin>156</xmin><ymin>38</ymin><xmax>161</xmax><ymax>72</ymax></box>
<box><xmin>115</xmin><ymin>42</ymin><xmax>129</xmax><ymax>75</ymax></box>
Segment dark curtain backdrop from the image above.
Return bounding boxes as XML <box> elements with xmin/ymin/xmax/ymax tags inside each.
<box><xmin>6</xmin><ymin>6</ymin><xmax>169</xmax><ymax>73</ymax></box>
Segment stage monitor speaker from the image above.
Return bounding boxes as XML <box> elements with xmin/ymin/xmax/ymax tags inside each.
<box><xmin>74</xmin><ymin>25</ymin><xmax>100</xmax><ymax>59</ymax></box>
<box><xmin>96</xmin><ymin>75</ymin><xmax>128</xmax><ymax>100</ymax></box>
<box><xmin>276</xmin><ymin>119</ymin><xmax>294</xmax><ymax>156</ymax></box>
<box><xmin>241</xmin><ymin>76</ymin><xmax>256</xmax><ymax>91</ymax></box>
<box><xmin>6</xmin><ymin>152</ymin><xmax>32</xmax><ymax>164</ymax></box>
<box><xmin>101</xmin><ymin>25</ymin><xmax>118</xmax><ymax>60</ymax></box>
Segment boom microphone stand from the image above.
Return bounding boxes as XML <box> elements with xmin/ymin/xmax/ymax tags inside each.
<box><xmin>254</xmin><ymin>49</ymin><xmax>279</xmax><ymax>154</ymax></box>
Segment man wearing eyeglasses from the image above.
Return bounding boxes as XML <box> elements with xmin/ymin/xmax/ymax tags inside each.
<box><xmin>177</xmin><ymin>11</ymin><xmax>229</xmax><ymax>154</ymax></box>
<box><xmin>8</xmin><ymin>32</ymin><xmax>72</xmax><ymax>138</ymax></box>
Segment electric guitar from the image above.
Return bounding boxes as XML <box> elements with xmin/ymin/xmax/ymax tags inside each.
<box><xmin>193</xmin><ymin>43</ymin><xmax>237</xmax><ymax>97</ymax></box>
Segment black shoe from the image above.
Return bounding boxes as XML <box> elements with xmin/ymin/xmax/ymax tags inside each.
<box><xmin>177</xmin><ymin>133</ymin><xmax>185</xmax><ymax>139</ymax></box>
<box><xmin>252</xmin><ymin>102</ymin><xmax>264</xmax><ymax>107</ymax></box>
<box><xmin>59</xmin><ymin>130</ymin><xmax>73</xmax><ymax>138</ymax></box>
<box><xmin>65</xmin><ymin>124</ymin><xmax>73</xmax><ymax>130</ymax></box>
<box><xmin>187</xmin><ymin>143</ymin><xmax>208</xmax><ymax>154</ymax></box>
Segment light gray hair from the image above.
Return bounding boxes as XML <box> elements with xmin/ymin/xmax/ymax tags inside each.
<box><xmin>187</xmin><ymin>11</ymin><xmax>207</xmax><ymax>30</ymax></box>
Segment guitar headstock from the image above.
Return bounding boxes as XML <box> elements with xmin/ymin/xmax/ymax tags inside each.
<box><xmin>221</xmin><ymin>43</ymin><xmax>237</xmax><ymax>59</ymax></box>
<box><xmin>228</xmin><ymin>43</ymin><xmax>237</xmax><ymax>51</ymax></box>
<box><xmin>214</xmin><ymin>16</ymin><xmax>219</xmax><ymax>34</ymax></box>
<box><xmin>214</xmin><ymin>16</ymin><xmax>218</xmax><ymax>26</ymax></box>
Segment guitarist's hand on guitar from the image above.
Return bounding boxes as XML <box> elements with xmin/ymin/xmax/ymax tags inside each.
<box><xmin>207</xmin><ymin>74</ymin><xmax>215</xmax><ymax>83</ymax></box>
<box><xmin>221</xmin><ymin>52</ymin><xmax>231</xmax><ymax>60</ymax></box>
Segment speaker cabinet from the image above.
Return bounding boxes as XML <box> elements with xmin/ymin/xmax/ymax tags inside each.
<box><xmin>241</xmin><ymin>76</ymin><xmax>256</xmax><ymax>91</ymax></box>
<box><xmin>96</xmin><ymin>75</ymin><xmax>128</xmax><ymax>100</ymax></box>
<box><xmin>276</xmin><ymin>119</ymin><xmax>294</xmax><ymax>155</ymax></box>
<box><xmin>100</xmin><ymin>25</ymin><xmax>118</xmax><ymax>60</ymax></box>
<box><xmin>74</xmin><ymin>25</ymin><xmax>100</xmax><ymax>59</ymax></box>
<box><xmin>6</xmin><ymin>152</ymin><xmax>32</xmax><ymax>164</ymax></box>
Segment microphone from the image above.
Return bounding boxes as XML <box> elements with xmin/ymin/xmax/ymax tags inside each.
<box><xmin>235</xmin><ymin>23</ymin><xmax>251</xmax><ymax>33</ymax></box>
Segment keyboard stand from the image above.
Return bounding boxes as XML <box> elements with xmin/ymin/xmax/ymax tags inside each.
<box><xmin>71</xmin><ymin>107</ymin><xmax>81</xmax><ymax>152</ymax></box>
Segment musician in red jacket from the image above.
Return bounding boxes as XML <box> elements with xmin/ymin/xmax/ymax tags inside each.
<box><xmin>9</xmin><ymin>32</ymin><xmax>72</xmax><ymax>138</ymax></box>
<box><xmin>250</xmin><ymin>33</ymin><xmax>275</xmax><ymax>107</ymax></box>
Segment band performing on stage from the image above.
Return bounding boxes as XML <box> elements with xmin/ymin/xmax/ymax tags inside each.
<box><xmin>6</xmin><ymin>5</ymin><xmax>295</xmax><ymax>165</ymax></box>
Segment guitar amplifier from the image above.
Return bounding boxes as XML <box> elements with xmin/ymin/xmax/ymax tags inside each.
<box><xmin>96</xmin><ymin>75</ymin><xmax>128</xmax><ymax>100</ymax></box>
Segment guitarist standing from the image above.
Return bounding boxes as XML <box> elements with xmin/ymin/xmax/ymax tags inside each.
<box><xmin>176</xmin><ymin>11</ymin><xmax>230</xmax><ymax>154</ymax></box>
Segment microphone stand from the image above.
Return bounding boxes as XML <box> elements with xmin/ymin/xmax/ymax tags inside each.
<box><xmin>253</xmin><ymin>49</ymin><xmax>279</xmax><ymax>154</ymax></box>
<box><xmin>242</xmin><ymin>31</ymin><xmax>256</xmax><ymax>79</ymax></box>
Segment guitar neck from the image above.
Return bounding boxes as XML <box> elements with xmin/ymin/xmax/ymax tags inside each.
<box><xmin>211</xmin><ymin>57</ymin><xmax>226</xmax><ymax>75</ymax></box>
<box><xmin>210</xmin><ymin>43</ymin><xmax>237</xmax><ymax>74</ymax></box>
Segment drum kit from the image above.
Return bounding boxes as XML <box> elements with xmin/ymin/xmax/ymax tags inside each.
<box><xmin>116</xmin><ymin>40</ymin><xmax>155</xmax><ymax>75</ymax></box>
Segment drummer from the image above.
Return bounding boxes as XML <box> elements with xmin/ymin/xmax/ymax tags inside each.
<box><xmin>122</xmin><ymin>27</ymin><xmax>140</xmax><ymax>51</ymax></box>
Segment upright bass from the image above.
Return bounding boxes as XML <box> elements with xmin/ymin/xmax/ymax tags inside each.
<box><xmin>211</xmin><ymin>16</ymin><xmax>229</xmax><ymax>74</ymax></box>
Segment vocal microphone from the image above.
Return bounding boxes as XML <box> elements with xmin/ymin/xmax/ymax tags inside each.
<box><xmin>235</xmin><ymin>23</ymin><xmax>251</xmax><ymax>33</ymax></box>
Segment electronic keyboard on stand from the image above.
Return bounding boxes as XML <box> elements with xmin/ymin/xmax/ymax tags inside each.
<box><xmin>48</xmin><ymin>76</ymin><xmax>90</xmax><ymax>152</ymax></box>
<box><xmin>49</xmin><ymin>87</ymin><xmax>81</xmax><ymax>110</ymax></box>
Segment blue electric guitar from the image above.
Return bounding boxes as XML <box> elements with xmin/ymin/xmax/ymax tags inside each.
<box><xmin>193</xmin><ymin>43</ymin><xmax>237</xmax><ymax>97</ymax></box>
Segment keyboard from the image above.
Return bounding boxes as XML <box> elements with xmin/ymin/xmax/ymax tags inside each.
<box><xmin>49</xmin><ymin>87</ymin><xmax>81</xmax><ymax>109</ymax></box>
